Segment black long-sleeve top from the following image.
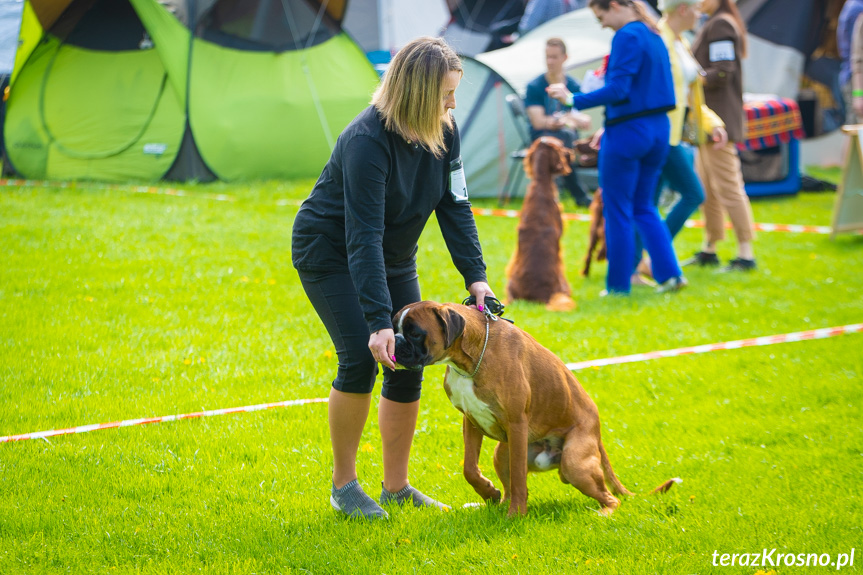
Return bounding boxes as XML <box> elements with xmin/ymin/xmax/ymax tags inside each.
<box><xmin>291</xmin><ymin>105</ymin><xmax>487</xmax><ymax>333</ymax></box>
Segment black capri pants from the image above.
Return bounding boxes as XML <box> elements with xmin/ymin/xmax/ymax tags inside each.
<box><xmin>298</xmin><ymin>269</ymin><xmax>423</xmax><ymax>403</ymax></box>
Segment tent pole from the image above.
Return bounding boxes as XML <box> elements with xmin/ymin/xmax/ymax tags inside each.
<box><xmin>279</xmin><ymin>0</ymin><xmax>336</xmax><ymax>151</ymax></box>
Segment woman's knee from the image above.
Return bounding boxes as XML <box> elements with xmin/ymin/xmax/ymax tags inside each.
<box><xmin>381</xmin><ymin>371</ymin><xmax>423</xmax><ymax>403</ymax></box>
<box><xmin>333</xmin><ymin>353</ymin><xmax>378</xmax><ymax>394</ymax></box>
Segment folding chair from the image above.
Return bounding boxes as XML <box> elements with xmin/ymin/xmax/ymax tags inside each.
<box><xmin>499</xmin><ymin>93</ymin><xmax>533</xmax><ymax>205</ymax></box>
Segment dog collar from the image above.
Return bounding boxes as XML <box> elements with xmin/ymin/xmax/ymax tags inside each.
<box><xmin>452</xmin><ymin>313</ymin><xmax>492</xmax><ymax>379</ymax></box>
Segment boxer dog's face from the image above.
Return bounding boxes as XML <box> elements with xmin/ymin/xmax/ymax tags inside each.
<box><xmin>392</xmin><ymin>302</ymin><xmax>466</xmax><ymax>371</ymax></box>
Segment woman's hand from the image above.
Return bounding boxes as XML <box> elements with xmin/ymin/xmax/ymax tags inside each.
<box><xmin>369</xmin><ymin>328</ymin><xmax>396</xmax><ymax>370</ymax></box>
<box><xmin>711</xmin><ymin>126</ymin><xmax>728</xmax><ymax>149</ymax></box>
<box><xmin>467</xmin><ymin>281</ymin><xmax>496</xmax><ymax>312</ymax></box>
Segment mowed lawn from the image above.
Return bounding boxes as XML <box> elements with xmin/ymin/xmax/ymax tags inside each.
<box><xmin>0</xmin><ymin>175</ymin><xmax>861</xmax><ymax>574</ymax></box>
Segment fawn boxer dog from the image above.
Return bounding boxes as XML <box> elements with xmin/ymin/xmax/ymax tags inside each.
<box><xmin>392</xmin><ymin>300</ymin><xmax>675</xmax><ymax>517</ymax></box>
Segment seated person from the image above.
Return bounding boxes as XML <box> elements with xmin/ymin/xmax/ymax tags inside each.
<box><xmin>524</xmin><ymin>37</ymin><xmax>592</xmax><ymax>206</ymax></box>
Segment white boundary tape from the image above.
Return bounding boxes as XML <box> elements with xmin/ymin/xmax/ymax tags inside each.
<box><xmin>0</xmin><ymin>398</ymin><xmax>327</xmax><ymax>444</ymax></box>
<box><xmin>566</xmin><ymin>323</ymin><xmax>863</xmax><ymax>371</ymax></box>
<box><xmin>0</xmin><ymin>179</ymin><xmax>235</xmax><ymax>202</ymax></box>
<box><xmin>470</xmin><ymin>207</ymin><xmax>839</xmax><ymax>235</ymax></box>
<box><xmin>3</xmin><ymin>324</ymin><xmax>861</xmax><ymax>444</ymax></box>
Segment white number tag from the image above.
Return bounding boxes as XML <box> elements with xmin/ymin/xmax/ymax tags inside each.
<box><xmin>450</xmin><ymin>157</ymin><xmax>468</xmax><ymax>202</ymax></box>
<box><xmin>709</xmin><ymin>40</ymin><xmax>735</xmax><ymax>62</ymax></box>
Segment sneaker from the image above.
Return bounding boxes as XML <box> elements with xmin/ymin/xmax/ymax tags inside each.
<box><xmin>720</xmin><ymin>258</ymin><xmax>756</xmax><ymax>272</ymax></box>
<box><xmin>381</xmin><ymin>482</ymin><xmax>451</xmax><ymax>511</ymax></box>
<box><xmin>331</xmin><ymin>480</ymin><xmax>389</xmax><ymax>520</ymax></box>
<box><xmin>656</xmin><ymin>276</ymin><xmax>688</xmax><ymax>293</ymax></box>
<box><xmin>681</xmin><ymin>251</ymin><xmax>720</xmax><ymax>267</ymax></box>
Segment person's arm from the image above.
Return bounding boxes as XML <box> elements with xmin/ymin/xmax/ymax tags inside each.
<box><xmin>524</xmin><ymin>79</ymin><xmax>561</xmax><ymax>131</ymax></box>
<box><xmin>700</xmin><ymin>103</ymin><xmax>727</xmax><ymax>148</ymax></box>
<box><xmin>527</xmin><ymin>105</ymin><xmax>565</xmax><ymax>131</ymax></box>
<box><xmin>548</xmin><ymin>30</ymin><xmax>642</xmax><ymax>111</ymax></box>
<box><xmin>697</xmin><ymin>18</ymin><xmax>740</xmax><ymax>91</ymax></box>
<box><xmin>342</xmin><ymin>134</ymin><xmax>394</xmax><ymax>334</ymax></box>
<box><xmin>435</xmin><ymin>125</ymin><xmax>490</xmax><ymax>297</ymax></box>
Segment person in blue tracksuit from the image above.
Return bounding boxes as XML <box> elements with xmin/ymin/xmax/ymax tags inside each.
<box><xmin>548</xmin><ymin>0</ymin><xmax>687</xmax><ymax>295</ymax></box>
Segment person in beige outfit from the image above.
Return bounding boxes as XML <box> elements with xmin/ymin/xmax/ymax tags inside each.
<box><xmin>686</xmin><ymin>0</ymin><xmax>756</xmax><ymax>272</ymax></box>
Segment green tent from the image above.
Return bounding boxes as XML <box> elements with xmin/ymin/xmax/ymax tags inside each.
<box><xmin>4</xmin><ymin>0</ymin><xmax>380</xmax><ymax>182</ymax></box>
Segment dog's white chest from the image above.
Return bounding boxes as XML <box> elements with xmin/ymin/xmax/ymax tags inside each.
<box><xmin>444</xmin><ymin>368</ymin><xmax>497</xmax><ymax>435</ymax></box>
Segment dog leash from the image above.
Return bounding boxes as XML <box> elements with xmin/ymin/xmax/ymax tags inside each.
<box><xmin>460</xmin><ymin>296</ymin><xmax>512</xmax><ymax>377</ymax></box>
<box><xmin>460</xmin><ymin>296</ymin><xmax>512</xmax><ymax>323</ymax></box>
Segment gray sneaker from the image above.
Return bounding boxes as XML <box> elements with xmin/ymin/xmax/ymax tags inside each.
<box><xmin>380</xmin><ymin>482</ymin><xmax>451</xmax><ymax>510</ymax></box>
<box><xmin>330</xmin><ymin>480</ymin><xmax>389</xmax><ymax>520</ymax></box>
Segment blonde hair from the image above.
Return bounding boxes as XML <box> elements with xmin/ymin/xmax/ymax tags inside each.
<box><xmin>371</xmin><ymin>37</ymin><xmax>462</xmax><ymax>159</ymax></box>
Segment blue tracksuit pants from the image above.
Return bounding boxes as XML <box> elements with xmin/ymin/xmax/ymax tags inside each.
<box><xmin>599</xmin><ymin>114</ymin><xmax>682</xmax><ymax>293</ymax></box>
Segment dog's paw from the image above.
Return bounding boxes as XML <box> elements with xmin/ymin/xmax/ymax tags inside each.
<box><xmin>484</xmin><ymin>487</ymin><xmax>501</xmax><ymax>504</ymax></box>
<box><xmin>506</xmin><ymin>502</ymin><xmax>528</xmax><ymax>518</ymax></box>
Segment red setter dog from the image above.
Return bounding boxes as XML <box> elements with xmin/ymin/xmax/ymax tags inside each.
<box><xmin>505</xmin><ymin>137</ymin><xmax>576</xmax><ymax>312</ymax></box>
<box><xmin>582</xmin><ymin>188</ymin><xmax>606</xmax><ymax>277</ymax></box>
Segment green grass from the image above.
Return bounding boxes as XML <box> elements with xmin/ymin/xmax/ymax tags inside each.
<box><xmin>1</xmin><ymin>178</ymin><xmax>861</xmax><ymax>574</ymax></box>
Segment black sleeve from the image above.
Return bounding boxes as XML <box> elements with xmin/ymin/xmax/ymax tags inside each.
<box><xmin>435</xmin><ymin>125</ymin><xmax>488</xmax><ymax>289</ymax></box>
<box><xmin>342</xmin><ymin>134</ymin><xmax>394</xmax><ymax>333</ymax></box>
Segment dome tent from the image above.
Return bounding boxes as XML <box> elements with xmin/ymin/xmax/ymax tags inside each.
<box><xmin>4</xmin><ymin>0</ymin><xmax>379</xmax><ymax>182</ymax></box>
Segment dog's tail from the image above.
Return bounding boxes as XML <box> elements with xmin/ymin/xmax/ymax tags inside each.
<box><xmin>546</xmin><ymin>292</ymin><xmax>576</xmax><ymax>312</ymax></box>
<box><xmin>599</xmin><ymin>441</ymin><xmax>634</xmax><ymax>496</ymax></box>
<box><xmin>649</xmin><ymin>477</ymin><xmax>683</xmax><ymax>495</ymax></box>
<box><xmin>599</xmin><ymin>442</ymin><xmax>680</xmax><ymax>497</ymax></box>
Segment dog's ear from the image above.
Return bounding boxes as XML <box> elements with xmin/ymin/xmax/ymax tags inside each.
<box><xmin>557</xmin><ymin>145</ymin><xmax>573</xmax><ymax>176</ymax></box>
<box><xmin>435</xmin><ymin>307</ymin><xmax>465</xmax><ymax>349</ymax></box>
<box><xmin>523</xmin><ymin>138</ymin><xmax>542</xmax><ymax>180</ymax></box>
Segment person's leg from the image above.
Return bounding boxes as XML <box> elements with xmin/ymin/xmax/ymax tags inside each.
<box><xmin>631</xmin><ymin>147</ymin><xmax>680</xmax><ymax>280</ymax></box>
<box><xmin>662</xmin><ymin>144</ymin><xmax>705</xmax><ymax>239</ymax></box>
<box><xmin>560</xmin><ymin>170</ymin><xmax>591</xmax><ymax>206</ymax></box>
<box><xmin>378</xmin><ymin>273</ymin><xmax>422</xmax><ymax>493</ymax></box>
<box><xmin>329</xmin><ymin>389</ymin><xmax>372</xmax><ymax>488</ymax></box>
<box><xmin>378</xmin><ymin>274</ymin><xmax>449</xmax><ymax>508</ymax></box>
<box><xmin>631</xmin><ymin>121</ymin><xmax>681</xmax><ymax>285</ymax></box>
<box><xmin>683</xmin><ymin>145</ymin><xmax>723</xmax><ymax>265</ymax></box>
<box><xmin>710</xmin><ymin>142</ymin><xmax>756</xmax><ymax>263</ymax></box>
<box><xmin>298</xmin><ymin>271</ymin><xmax>386</xmax><ymax>518</ymax></box>
<box><xmin>598</xmin><ymin>140</ymin><xmax>640</xmax><ymax>294</ymax></box>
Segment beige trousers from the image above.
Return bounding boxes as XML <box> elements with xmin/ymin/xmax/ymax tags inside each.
<box><xmin>695</xmin><ymin>142</ymin><xmax>756</xmax><ymax>245</ymax></box>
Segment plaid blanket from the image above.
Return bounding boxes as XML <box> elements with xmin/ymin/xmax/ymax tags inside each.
<box><xmin>737</xmin><ymin>97</ymin><xmax>804</xmax><ymax>152</ymax></box>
